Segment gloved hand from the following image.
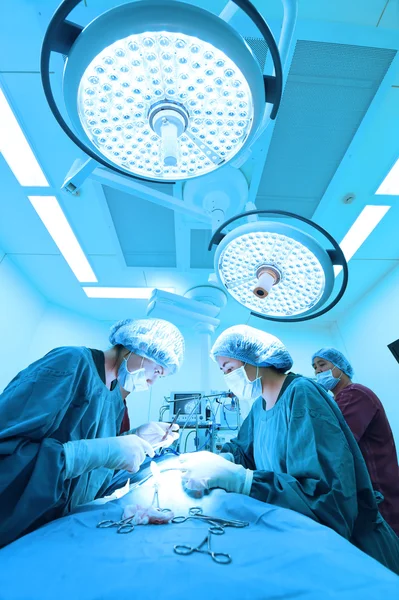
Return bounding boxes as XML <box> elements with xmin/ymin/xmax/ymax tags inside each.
<box><xmin>218</xmin><ymin>452</ymin><xmax>235</xmax><ymax>462</ymax></box>
<box><xmin>64</xmin><ymin>434</ymin><xmax>155</xmax><ymax>479</ymax></box>
<box><xmin>179</xmin><ymin>451</ymin><xmax>253</xmax><ymax>495</ymax></box>
<box><xmin>136</xmin><ymin>421</ymin><xmax>180</xmax><ymax>449</ymax></box>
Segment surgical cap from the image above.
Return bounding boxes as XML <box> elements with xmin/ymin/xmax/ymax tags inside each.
<box><xmin>109</xmin><ymin>318</ymin><xmax>184</xmax><ymax>375</ymax></box>
<box><xmin>211</xmin><ymin>325</ymin><xmax>293</xmax><ymax>371</ymax></box>
<box><xmin>312</xmin><ymin>348</ymin><xmax>354</xmax><ymax>379</ymax></box>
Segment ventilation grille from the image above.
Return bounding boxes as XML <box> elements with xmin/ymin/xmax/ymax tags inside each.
<box><xmin>257</xmin><ymin>41</ymin><xmax>397</xmax><ymax>218</ymax></box>
<box><xmin>244</xmin><ymin>37</ymin><xmax>268</xmax><ymax>72</ymax></box>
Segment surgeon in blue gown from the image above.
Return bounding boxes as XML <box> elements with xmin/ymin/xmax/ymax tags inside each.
<box><xmin>0</xmin><ymin>318</ymin><xmax>184</xmax><ymax>547</ymax></box>
<box><xmin>181</xmin><ymin>325</ymin><xmax>399</xmax><ymax>575</ymax></box>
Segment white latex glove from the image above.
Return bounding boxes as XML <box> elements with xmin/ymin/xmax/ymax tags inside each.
<box><xmin>219</xmin><ymin>452</ymin><xmax>235</xmax><ymax>462</ymax></box>
<box><xmin>108</xmin><ymin>434</ymin><xmax>155</xmax><ymax>472</ymax></box>
<box><xmin>179</xmin><ymin>451</ymin><xmax>253</xmax><ymax>495</ymax></box>
<box><xmin>64</xmin><ymin>434</ymin><xmax>155</xmax><ymax>479</ymax></box>
<box><xmin>136</xmin><ymin>421</ymin><xmax>180</xmax><ymax>449</ymax></box>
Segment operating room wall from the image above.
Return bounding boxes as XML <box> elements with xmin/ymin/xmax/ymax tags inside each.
<box><xmin>24</xmin><ymin>305</ymin><xmax>110</xmax><ymax>366</ymax></box>
<box><xmin>0</xmin><ymin>251</ymin><xmax>111</xmax><ymax>391</ymax></box>
<box><xmin>336</xmin><ymin>264</ymin><xmax>399</xmax><ymax>444</ymax></box>
<box><xmin>0</xmin><ymin>253</ymin><xmax>47</xmax><ymax>390</ymax></box>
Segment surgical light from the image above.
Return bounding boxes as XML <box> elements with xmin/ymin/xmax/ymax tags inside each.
<box><xmin>376</xmin><ymin>157</ymin><xmax>399</xmax><ymax>195</ymax></box>
<box><xmin>28</xmin><ymin>196</ymin><xmax>97</xmax><ymax>282</ymax></box>
<box><xmin>83</xmin><ymin>287</ymin><xmax>175</xmax><ymax>299</ymax></box>
<box><xmin>209</xmin><ymin>210</ymin><xmax>348</xmax><ymax>323</ymax></box>
<box><xmin>0</xmin><ymin>89</ymin><xmax>49</xmax><ymax>187</ymax></box>
<box><xmin>41</xmin><ymin>0</ymin><xmax>283</xmax><ymax>183</ymax></box>
<box><xmin>334</xmin><ymin>205</ymin><xmax>390</xmax><ymax>276</ymax></box>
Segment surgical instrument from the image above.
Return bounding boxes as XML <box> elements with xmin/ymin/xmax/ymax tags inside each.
<box><xmin>174</xmin><ymin>533</ymin><xmax>232</xmax><ymax>564</ymax></box>
<box><xmin>97</xmin><ymin>516</ymin><xmax>135</xmax><ymax>534</ymax></box>
<box><xmin>172</xmin><ymin>506</ymin><xmax>249</xmax><ymax>534</ymax></box>
<box><xmin>161</xmin><ymin>409</ymin><xmax>181</xmax><ymax>442</ymax></box>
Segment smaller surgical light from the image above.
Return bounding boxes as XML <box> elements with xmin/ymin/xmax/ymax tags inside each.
<box><xmin>210</xmin><ymin>211</ymin><xmax>347</xmax><ymax>323</ymax></box>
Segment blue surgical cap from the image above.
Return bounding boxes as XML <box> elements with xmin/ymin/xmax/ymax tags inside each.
<box><xmin>312</xmin><ymin>348</ymin><xmax>353</xmax><ymax>379</ymax></box>
<box><xmin>109</xmin><ymin>318</ymin><xmax>184</xmax><ymax>375</ymax></box>
<box><xmin>211</xmin><ymin>325</ymin><xmax>293</xmax><ymax>371</ymax></box>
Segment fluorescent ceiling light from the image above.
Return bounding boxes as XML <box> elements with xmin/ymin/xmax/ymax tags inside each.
<box><xmin>0</xmin><ymin>89</ymin><xmax>49</xmax><ymax>187</ymax></box>
<box><xmin>83</xmin><ymin>287</ymin><xmax>175</xmax><ymax>299</ymax></box>
<box><xmin>28</xmin><ymin>196</ymin><xmax>97</xmax><ymax>283</ymax></box>
<box><xmin>335</xmin><ymin>205</ymin><xmax>390</xmax><ymax>276</ymax></box>
<box><xmin>376</xmin><ymin>157</ymin><xmax>399</xmax><ymax>195</ymax></box>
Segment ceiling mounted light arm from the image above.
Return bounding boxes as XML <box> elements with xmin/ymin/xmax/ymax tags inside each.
<box><xmin>209</xmin><ymin>209</ymin><xmax>349</xmax><ymax>323</ymax></box>
<box><xmin>229</xmin><ymin>0</ymin><xmax>283</xmax><ymax>119</ymax></box>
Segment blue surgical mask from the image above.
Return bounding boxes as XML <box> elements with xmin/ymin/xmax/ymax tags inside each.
<box><xmin>117</xmin><ymin>354</ymin><xmax>149</xmax><ymax>393</ymax></box>
<box><xmin>224</xmin><ymin>365</ymin><xmax>262</xmax><ymax>401</ymax></box>
<box><xmin>316</xmin><ymin>369</ymin><xmax>341</xmax><ymax>391</ymax></box>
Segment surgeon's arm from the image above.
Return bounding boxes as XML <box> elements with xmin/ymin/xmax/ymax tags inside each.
<box><xmin>0</xmin><ymin>348</ymin><xmax>120</xmax><ymax>547</ymax></box>
<box><xmin>0</xmin><ymin>369</ymin><xmax>79</xmax><ymax>547</ymax></box>
<box><xmin>220</xmin><ymin>408</ymin><xmax>256</xmax><ymax>470</ymax></box>
<box><xmin>249</xmin><ymin>384</ymin><xmax>358</xmax><ymax>539</ymax></box>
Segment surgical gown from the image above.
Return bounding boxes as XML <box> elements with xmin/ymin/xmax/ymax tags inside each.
<box><xmin>0</xmin><ymin>347</ymin><xmax>125</xmax><ymax>547</ymax></box>
<box><xmin>222</xmin><ymin>374</ymin><xmax>399</xmax><ymax>574</ymax></box>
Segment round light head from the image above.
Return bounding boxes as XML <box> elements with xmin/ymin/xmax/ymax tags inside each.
<box><xmin>63</xmin><ymin>0</ymin><xmax>265</xmax><ymax>182</ymax></box>
<box><xmin>214</xmin><ymin>221</ymin><xmax>335</xmax><ymax>319</ymax></box>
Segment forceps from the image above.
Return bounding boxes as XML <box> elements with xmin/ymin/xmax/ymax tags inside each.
<box><xmin>174</xmin><ymin>534</ymin><xmax>232</xmax><ymax>564</ymax></box>
<box><xmin>97</xmin><ymin>516</ymin><xmax>135</xmax><ymax>534</ymax></box>
<box><xmin>172</xmin><ymin>507</ymin><xmax>249</xmax><ymax>534</ymax></box>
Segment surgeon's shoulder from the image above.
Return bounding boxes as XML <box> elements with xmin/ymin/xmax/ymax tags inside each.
<box><xmin>284</xmin><ymin>375</ymin><xmax>326</xmax><ymax>404</ymax></box>
<box><xmin>34</xmin><ymin>346</ymin><xmax>92</xmax><ymax>375</ymax></box>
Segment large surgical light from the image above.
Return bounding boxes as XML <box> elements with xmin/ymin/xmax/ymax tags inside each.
<box><xmin>209</xmin><ymin>210</ymin><xmax>348</xmax><ymax>322</ymax></box>
<box><xmin>41</xmin><ymin>0</ymin><xmax>283</xmax><ymax>183</ymax></box>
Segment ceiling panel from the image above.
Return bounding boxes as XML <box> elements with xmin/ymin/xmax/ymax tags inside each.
<box><xmin>256</xmin><ymin>41</ymin><xmax>396</xmax><ymax>217</ymax></box>
<box><xmin>103</xmin><ymin>185</ymin><xmax>177</xmax><ymax>267</ymax></box>
<box><xmin>190</xmin><ymin>229</ymin><xmax>214</xmax><ymax>269</ymax></box>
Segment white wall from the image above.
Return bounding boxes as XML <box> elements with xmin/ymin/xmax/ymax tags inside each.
<box><xmin>0</xmin><ymin>252</ymin><xmax>112</xmax><ymax>392</ymax></box>
<box><xmin>336</xmin><ymin>264</ymin><xmax>399</xmax><ymax>444</ymax></box>
<box><xmin>0</xmin><ymin>253</ymin><xmax>47</xmax><ymax>390</ymax></box>
<box><xmin>25</xmin><ymin>305</ymin><xmax>110</xmax><ymax>365</ymax></box>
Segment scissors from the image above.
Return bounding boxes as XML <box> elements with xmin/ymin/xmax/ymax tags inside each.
<box><xmin>172</xmin><ymin>507</ymin><xmax>249</xmax><ymax>534</ymax></box>
<box><xmin>97</xmin><ymin>516</ymin><xmax>135</xmax><ymax>534</ymax></box>
<box><xmin>161</xmin><ymin>410</ymin><xmax>181</xmax><ymax>442</ymax></box>
<box><xmin>174</xmin><ymin>534</ymin><xmax>231</xmax><ymax>564</ymax></box>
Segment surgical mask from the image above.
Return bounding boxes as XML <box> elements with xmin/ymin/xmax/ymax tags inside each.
<box><xmin>117</xmin><ymin>354</ymin><xmax>149</xmax><ymax>393</ymax></box>
<box><xmin>316</xmin><ymin>369</ymin><xmax>341</xmax><ymax>391</ymax></box>
<box><xmin>224</xmin><ymin>365</ymin><xmax>262</xmax><ymax>401</ymax></box>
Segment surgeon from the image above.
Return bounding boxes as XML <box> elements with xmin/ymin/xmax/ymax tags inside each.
<box><xmin>312</xmin><ymin>347</ymin><xmax>399</xmax><ymax>536</ymax></box>
<box><xmin>181</xmin><ymin>325</ymin><xmax>399</xmax><ymax>574</ymax></box>
<box><xmin>0</xmin><ymin>318</ymin><xmax>184</xmax><ymax>547</ymax></box>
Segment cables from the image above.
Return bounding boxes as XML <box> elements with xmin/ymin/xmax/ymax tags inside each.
<box><xmin>222</xmin><ymin>398</ymin><xmax>239</xmax><ymax>431</ymax></box>
<box><xmin>183</xmin><ymin>430</ymin><xmax>196</xmax><ymax>453</ymax></box>
<box><xmin>159</xmin><ymin>405</ymin><xmax>169</xmax><ymax>421</ymax></box>
<box><xmin>196</xmin><ymin>429</ymin><xmax>211</xmax><ymax>451</ymax></box>
<box><xmin>176</xmin><ymin>394</ymin><xmax>203</xmax><ymax>452</ymax></box>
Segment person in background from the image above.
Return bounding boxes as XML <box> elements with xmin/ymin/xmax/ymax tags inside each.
<box><xmin>312</xmin><ymin>347</ymin><xmax>399</xmax><ymax>536</ymax></box>
<box><xmin>0</xmin><ymin>318</ymin><xmax>184</xmax><ymax>547</ymax></box>
<box><xmin>180</xmin><ymin>325</ymin><xmax>399</xmax><ymax>575</ymax></box>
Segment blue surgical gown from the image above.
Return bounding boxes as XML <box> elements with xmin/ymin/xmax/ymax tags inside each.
<box><xmin>0</xmin><ymin>347</ymin><xmax>125</xmax><ymax>547</ymax></box>
<box><xmin>223</xmin><ymin>374</ymin><xmax>399</xmax><ymax>574</ymax></box>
